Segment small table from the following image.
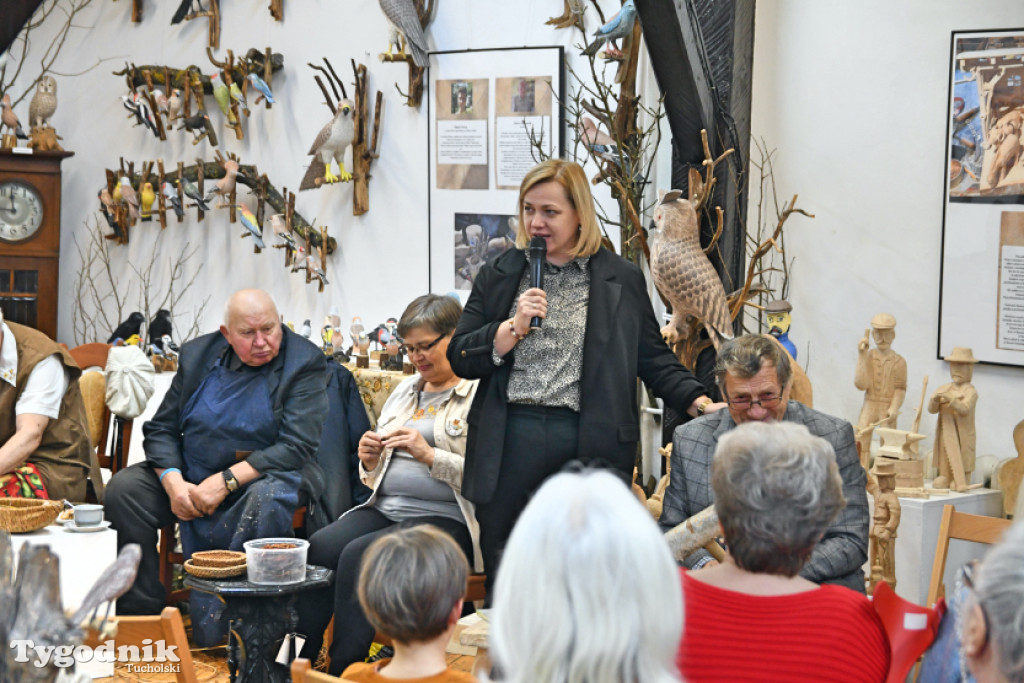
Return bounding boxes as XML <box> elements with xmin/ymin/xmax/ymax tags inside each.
<box><xmin>185</xmin><ymin>565</ymin><xmax>333</xmax><ymax>683</ymax></box>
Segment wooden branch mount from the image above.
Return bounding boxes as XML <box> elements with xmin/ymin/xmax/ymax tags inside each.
<box><xmin>352</xmin><ymin>61</ymin><xmax>383</xmax><ymax>216</ymax></box>
<box><xmin>98</xmin><ymin>159</ymin><xmax>337</xmax><ymax>256</ymax></box>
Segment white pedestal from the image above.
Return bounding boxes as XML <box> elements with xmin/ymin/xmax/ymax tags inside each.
<box><xmin>11</xmin><ymin>523</ymin><xmax>118</xmax><ymax>677</ymax></box>
<box><xmin>869</xmin><ymin>487</ymin><xmax>1003</xmax><ymax>605</ymax></box>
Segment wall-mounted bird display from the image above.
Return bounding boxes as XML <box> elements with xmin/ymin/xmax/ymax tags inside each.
<box><xmin>247</xmin><ymin>72</ymin><xmax>275</xmax><ymax>105</ymax></box>
<box><xmin>236</xmin><ymin>204</ymin><xmax>266</xmax><ymax>249</ymax></box>
<box><xmin>300</xmin><ymin>99</ymin><xmax>355</xmax><ymax>189</ymax></box>
<box><xmin>649</xmin><ymin>190</ymin><xmax>734</xmax><ymax>351</ymax></box>
<box><xmin>205</xmin><ymin>158</ymin><xmax>240</xmax><ymax>206</ymax></box>
<box><xmin>229</xmin><ymin>81</ymin><xmax>249</xmax><ymax>116</ymax></box>
<box><xmin>583</xmin><ymin>0</ymin><xmax>637</xmax><ymax>59</ymax></box>
<box><xmin>167</xmin><ymin>89</ymin><xmax>183</xmax><ymax>124</ymax></box>
<box><xmin>28</xmin><ymin>75</ymin><xmax>57</xmax><ymax>129</ymax></box>
<box><xmin>269</xmin><ymin>213</ymin><xmax>294</xmax><ymax>246</ymax></box>
<box><xmin>162</xmin><ymin>181</ymin><xmax>185</xmax><ymax>219</ymax></box>
<box><xmin>1</xmin><ymin>94</ymin><xmax>29</xmax><ymax>139</ymax></box>
<box><xmin>140</xmin><ymin>181</ymin><xmax>156</xmax><ymax>221</ymax></box>
<box><xmin>180</xmin><ymin>112</ymin><xmax>211</xmax><ymax>143</ymax></box>
<box><xmin>178</xmin><ymin>178</ymin><xmax>212</xmax><ymax>212</ymax></box>
<box><xmin>119</xmin><ymin>177</ymin><xmax>140</xmax><ymax>223</ymax></box>
<box><xmin>210</xmin><ymin>72</ymin><xmax>235</xmax><ymax>125</ymax></box>
<box><xmin>97</xmin><ymin>187</ymin><xmax>126</xmax><ymax>242</ymax></box>
<box><xmin>379</xmin><ymin>0</ymin><xmax>430</xmax><ymax>68</ymax></box>
<box><xmin>107</xmin><ymin>312</ymin><xmax>145</xmax><ymax>344</ymax></box>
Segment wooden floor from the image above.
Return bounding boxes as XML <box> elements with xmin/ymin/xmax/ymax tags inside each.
<box><xmin>96</xmin><ymin>648</ymin><xmax>476</xmax><ymax>681</ymax></box>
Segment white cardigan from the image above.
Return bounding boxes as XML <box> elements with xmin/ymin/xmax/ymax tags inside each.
<box><xmin>350</xmin><ymin>373</ymin><xmax>483</xmax><ymax>572</ymax></box>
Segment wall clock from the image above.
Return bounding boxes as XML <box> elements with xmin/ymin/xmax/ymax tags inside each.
<box><xmin>0</xmin><ymin>150</ymin><xmax>74</xmax><ymax>340</ymax></box>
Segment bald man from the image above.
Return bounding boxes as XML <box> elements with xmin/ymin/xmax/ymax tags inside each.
<box><xmin>106</xmin><ymin>289</ymin><xmax>328</xmax><ymax>643</ymax></box>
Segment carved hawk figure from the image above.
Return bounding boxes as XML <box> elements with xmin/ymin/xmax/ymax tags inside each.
<box><xmin>378</xmin><ymin>0</ymin><xmax>429</xmax><ymax>68</ymax></box>
<box><xmin>649</xmin><ymin>190</ymin><xmax>733</xmax><ymax>351</ymax></box>
<box><xmin>300</xmin><ymin>99</ymin><xmax>355</xmax><ymax>190</ymax></box>
<box><xmin>28</xmin><ymin>76</ymin><xmax>57</xmax><ymax>129</ymax></box>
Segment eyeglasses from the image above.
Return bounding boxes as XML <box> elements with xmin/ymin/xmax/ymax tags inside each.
<box><xmin>399</xmin><ymin>333</ymin><xmax>446</xmax><ymax>356</ymax></box>
<box><xmin>725</xmin><ymin>394</ymin><xmax>782</xmax><ymax>410</ymax></box>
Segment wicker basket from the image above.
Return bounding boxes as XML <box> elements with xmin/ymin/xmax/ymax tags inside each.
<box><xmin>191</xmin><ymin>550</ymin><xmax>246</xmax><ymax>568</ymax></box>
<box><xmin>183</xmin><ymin>559</ymin><xmax>247</xmax><ymax>579</ymax></box>
<box><xmin>0</xmin><ymin>498</ymin><xmax>63</xmax><ymax>533</ymax></box>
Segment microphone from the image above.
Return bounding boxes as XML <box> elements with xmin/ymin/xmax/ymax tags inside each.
<box><xmin>528</xmin><ymin>236</ymin><xmax>546</xmax><ymax>329</ymax></box>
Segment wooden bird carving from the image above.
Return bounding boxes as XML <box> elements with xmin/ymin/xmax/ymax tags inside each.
<box><xmin>28</xmin><ymin>76</ymin><xmax>57</xmax><ymax>129</ymax></box>
<box><xmin>379</xmin><ymin>0</ymin><xmax>429</xmax><ymax>68</ymax></box>
<box><xmin>649</xmin><ymin>189</ymin><xmax>733</xmax><ymax>351</ymax></box>
<box><xmin>300</xmin><ymin>99</ymin><xmax>355</xmax><ymax>190</ymax></box>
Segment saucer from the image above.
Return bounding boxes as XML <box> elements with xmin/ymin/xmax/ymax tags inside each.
<box><xmin>64</xmin><ymin>520</ymin><xmax>111</xmax><ymax>533</ymax></box>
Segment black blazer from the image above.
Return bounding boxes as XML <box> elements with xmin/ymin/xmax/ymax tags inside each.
<box><xmin>448</xmin><ymin>247</ymin><xmax>707</xmax><ymax>504</ymax></box>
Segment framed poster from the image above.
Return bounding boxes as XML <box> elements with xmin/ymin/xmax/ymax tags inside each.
<box><xmin>428</xmin><ymin>46</ymin><xmax>564</xmax><ymax>295</ymax></box>
<box><xmin>939</xmin><ymin>29</ymin><xmax>1024</xmax><ymax>366</ymax></box>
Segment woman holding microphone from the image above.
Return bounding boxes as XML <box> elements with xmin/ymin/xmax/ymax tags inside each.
<box><xmin>447</xmin><ymin>159</ymin><xmax>723</xmax><ymax>596</ymax></box>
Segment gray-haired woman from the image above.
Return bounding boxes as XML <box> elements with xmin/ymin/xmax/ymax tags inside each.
<box><xmin>677</xmin><ymin>421</ymin><xmax>890</xmax><ymax>682</ymax></box>
<box><xmin>295</xmin><ymin>294</ymin><xmax>481</xmax><ymax>675</ymax></box>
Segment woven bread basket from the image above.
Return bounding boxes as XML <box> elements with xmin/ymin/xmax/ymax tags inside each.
<box><xmin>191</xmin><ymin>550</ymin><xmax>247</xmax><ymax>568</ymax></box>
<box><xmin>0</xmin><ymin>498</ymin><xmax>63</xmax><ymax>533</ymax></box>
<box><xmin>183</xmin><ymin>559</ymin><xmax>247</xmax><ymax>579</ymax></box>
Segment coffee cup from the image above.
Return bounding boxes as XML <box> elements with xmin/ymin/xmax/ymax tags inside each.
<box><xmin>73</xmin><ymin>504</ymin><xmax>104</xmax><ymax>527</ymax></box>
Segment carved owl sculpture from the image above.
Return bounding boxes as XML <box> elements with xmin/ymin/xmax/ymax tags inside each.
<box><xmin>649</xmin><ymin>190</ymin><xmax>733</xmax><ymax>351</ymax></box>
<box><xmin>28</xmin><ymin>76</ymin><xmax>57</xmax><ymax>129</ymax></box>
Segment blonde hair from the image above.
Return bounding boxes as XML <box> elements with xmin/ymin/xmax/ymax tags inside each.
<box><xmin>514</xmin><ymin>159</ymin><xmax>602</xmax><ymax>259</ymax></box>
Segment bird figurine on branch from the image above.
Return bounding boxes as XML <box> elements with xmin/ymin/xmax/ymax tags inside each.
<box><xmin>649</xmin><ymin>190</ymin><xmax>734</xmax><ymax>352</ymax></box>
<box><xmin>583</xmin><ymin>0</ymin><xmax>637</xmax><ymax>59</ymax></box>
<box><xmin>300</xmin><ymin>99</ymin><xmax>355</xmax><ymax>189</ymax></box>
<box><xmin>247</xmin><ymin>72</ymin><xmax>275</xmax><ymax>104</ymax></box>
<box><xmin>237</xmin><ymin>205</ymin><xmax>266</xmax><ymax>249</ymax></box>
<box><xmin>378</xmin><ymin>0</ymin><xmax>430</xmax><ymax>68</ymax></box>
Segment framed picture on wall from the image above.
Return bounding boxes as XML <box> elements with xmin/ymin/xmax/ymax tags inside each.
<box><xmin>939</xmin><ymin>28</ymin><xmax>1024</xmax><ymax>367</ymax></box>
<box><xmin>427</xmin><ymin>46</ymin><xmax>565</xmax><ymax>296</ymax></box>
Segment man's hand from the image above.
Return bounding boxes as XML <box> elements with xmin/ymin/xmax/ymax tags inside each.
<box><xmin>165</xmin><ymin>479</ymin><xmax>202</xmax><ymax>521</ymax></box>
<box><xmin>382</xmin><ymin>427</ymin><xmax>434</xmax><ymax>466</ymax></box>
<box><xmin>190</xmin><ymin>474</ymin><xmax>230</xmax><ymax>516</ymax></box>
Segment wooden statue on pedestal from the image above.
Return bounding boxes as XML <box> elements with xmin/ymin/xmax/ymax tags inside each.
<box><xmin>928</xmin><ymin>347</ymin><xmax>979</xmax><ymax>492</ymax></box>
<box><xmin>869</xmin><ymin>459</ymin><xmax>901</xmax><ymax>594</ymax></box>
<box><xmin>854</xmin><ymin>313</ymin><xmax>907</xmax><ymax>474</ymax></box>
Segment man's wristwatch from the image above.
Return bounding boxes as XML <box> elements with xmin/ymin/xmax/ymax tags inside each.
<box><xmin>696</xmin><ymin>398</ymin><xmax>713</xmax><ymax>416</ymax></box>
<box><xmin>222</xmin><ymin>469</ymin><xmax>240</xmax><ymax>493</ymax></box>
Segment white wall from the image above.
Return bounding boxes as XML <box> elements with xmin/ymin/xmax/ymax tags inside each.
<box><xmin>7</xmin><ymin>0</ymin><xmax>619</xmax><ymax>344</ymax></box>
<box><xmin>750</xmin><ymin>1</ymin><xmax>1024</xmax><ymax>461</ymax></box>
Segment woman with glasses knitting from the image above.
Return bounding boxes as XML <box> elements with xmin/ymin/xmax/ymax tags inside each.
<box><xmin>295</xmin><ymin>294</ymin><xmax>481</xmax><ymax>674</ymax></box>
<box><xmin>677</xmin><ymin>421</ymin><xmax>890</xmax><ymax>682</ymax></box>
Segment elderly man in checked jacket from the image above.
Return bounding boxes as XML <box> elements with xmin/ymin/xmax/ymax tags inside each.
<box><xmin>660</xmin><ymin>335</ymin><xmax>869</xmax><ymax>593</ymax></box>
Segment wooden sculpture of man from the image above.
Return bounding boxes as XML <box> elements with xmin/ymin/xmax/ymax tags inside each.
<box><xmin>869</xmin><ymin>459</ymin><xmax>901</xmax><ymax>593</ymax></box>
<box><xmin>854</xmin><ymin>313</ymin><xmax>907</xmax><ymax>469</ymax></box>
<box><xmin>928</xmin><ymin>347</ymin><xmax>978</xmax><ymax>491</ymax></box>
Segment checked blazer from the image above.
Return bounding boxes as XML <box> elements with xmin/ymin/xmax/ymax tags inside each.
<box><xmin>659</xmin><ymin>401</ymin><xmax>870</xmax><ymax>593</ymax></box>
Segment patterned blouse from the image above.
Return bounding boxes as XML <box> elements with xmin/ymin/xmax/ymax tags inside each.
<box><xmin>494</xmin><ymin>250</ymin><xmax>591</xmax><ymax>411</ymax></box>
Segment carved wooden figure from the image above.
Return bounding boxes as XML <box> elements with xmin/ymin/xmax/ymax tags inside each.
<box><xmin>855</xmin><ymin>313</ymin><xmax>907</xmax><ymax>468</ymax></box>
<box><xmin>995</xmin><ymin>419</ymin><xmax>1024</xmax><ymax>517</ymax></box>
<box><xmin>868</xmin><ymin>459</ymin><xmax>901</xmax><ymax>594</ymax></box>
<box><xmin>928</xmin><ymin>347</ymin><xmax>979</xmax><ymax>492</ymax></box>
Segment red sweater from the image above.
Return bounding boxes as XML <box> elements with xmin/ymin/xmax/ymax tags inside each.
<box><xmin>678</xmin><ymin>571</ymin><xmax>890</xmax><ymax>683</ymax></box>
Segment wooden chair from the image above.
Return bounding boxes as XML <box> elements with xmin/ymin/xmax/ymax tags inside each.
<box><xmin>69</xmin><ymin>343</ymin><xmax>132</xmax><ymax>502</ymax></box>
<box><xmin>83</xmin><ymin>606</ymin><xmax>197</xmax><ymax>683</ymax></box>
<box><xmin>291</xmin><ymin>657</ymin><xmax>357</xmax><ymax>682</ymax></box>
<box><xmin>926</xmin><ymin>504</ymin><xmax>1012</xmax><ymax>606</ymax></box>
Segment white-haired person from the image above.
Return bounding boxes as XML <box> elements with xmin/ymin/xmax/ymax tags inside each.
<box><xmin>960</xmin><ymin>520</ymin><xmax>1024</xmax><ymax>683</ymax></box>
<box><xmin>677</xmin><ymin>421</ymin><xmax>890</xmax><ymax>682</ymax></box>
<box><xmin>489</xmin><ymin>469</ymin><xmax>683</xmax><ymax>683</ymax></box>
